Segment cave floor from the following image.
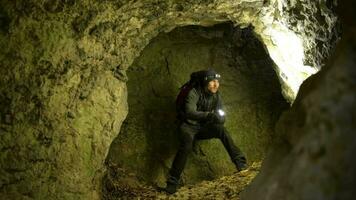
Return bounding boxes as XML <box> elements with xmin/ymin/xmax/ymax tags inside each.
<box><xmin>104</xmin><ymin>162</ymin><xmax>261</xmax><ymax>200</ymax></box>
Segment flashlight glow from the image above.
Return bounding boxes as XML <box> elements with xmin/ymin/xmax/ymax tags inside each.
<box><xmin>218</xmin><ymin>109</ymin><xmax>225</xmax><ymax>116</ymax></box>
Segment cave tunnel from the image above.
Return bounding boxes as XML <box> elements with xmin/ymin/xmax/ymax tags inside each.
<box><xmin>104</xmin><ymin>22</ymin><xmax>289</xmax><ymax>195</ymax></box>
<box><xmin>1</xmin><ymin>0</ymin><xmax>356</xmax><ymax>200</ymax></box>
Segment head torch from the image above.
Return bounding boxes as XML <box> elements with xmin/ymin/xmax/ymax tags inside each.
<box><xmin>204</xmin><ymin>73</ymin><xmax>221</xmax><ymax>81</ymax></box>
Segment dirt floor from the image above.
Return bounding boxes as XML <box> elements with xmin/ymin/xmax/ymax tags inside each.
<box><xmin>103</xmin><ymin>162</ymin><xmax>261</xmax><ymax>200</ymax></box>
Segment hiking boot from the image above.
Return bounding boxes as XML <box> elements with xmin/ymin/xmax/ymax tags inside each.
<box><xmin>233</xmin><ymin>159</ymin><xmax>248</xmax><ymax>172</ymax></box>
<box><xmin>236</xmin><ymin>162</ymin><xmax>248</xmax><ymax>171</ymax></box>
<box><xmin>164</xmin><ymin>183</ymin><xmax>177</xmax><ymax>194</ymax></box>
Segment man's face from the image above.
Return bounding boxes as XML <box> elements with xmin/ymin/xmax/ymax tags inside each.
<box><xmin>207</xmin><ymin>79</ymin><xmax>219</xmax><ymax>93</ymax></box>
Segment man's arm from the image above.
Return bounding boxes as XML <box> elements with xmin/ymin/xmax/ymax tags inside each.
<box><xmin>216</xmin><ymin>92</ymin><xmax>225</xmax><ymax>112</ymax></box>
<box><xmin>185</xmin><ymin>88</ymin><xmax>209</xmax><ymax>121</ymax></box>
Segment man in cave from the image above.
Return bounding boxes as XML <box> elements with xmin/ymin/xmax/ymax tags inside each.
<box><xmin>164</xmin><ymin>69</ymin><xmax>247</xmax><ymax>194</ymax></box>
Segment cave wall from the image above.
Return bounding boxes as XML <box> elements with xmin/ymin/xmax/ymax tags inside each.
<box><xmin>105</xmin><ymin>23</ymin><xmax>288</xmax><ymax>186</ymax></box>
<box><xmin>0</xmin><ymin>0</ymin><xmax>338</xmax><ymax>199</ymax></box>
<box><xmin>241</xmin><ymin>2</ymin><xmax>356</xmax><ymax>199</ymax></box>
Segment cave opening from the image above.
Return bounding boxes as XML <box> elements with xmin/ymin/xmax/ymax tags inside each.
<box><xmin>104</xmin><ymin>22</ymin><xmax>289</xmax><ymax>198</ymax></box>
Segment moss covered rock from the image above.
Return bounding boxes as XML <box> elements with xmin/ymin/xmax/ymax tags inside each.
<box><xmin>0</xmin><ymin>0</ymin><xmax>338</xmax><ymax>199</ymax></box>
<box><xmin>241</xmin><ymin>2</ymin><xmax>356</xmax><ymax>199</ymax></box>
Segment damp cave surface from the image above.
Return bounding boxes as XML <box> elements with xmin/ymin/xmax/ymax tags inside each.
<box><xmin>105</xmin><ymin>22</ymin><xmax>289</xmax><ymax>187</ymax></box>
<box><xmin>0</xmin><ymin>1</ymin><xmax>350</xmax><ymax>199</ymax></box>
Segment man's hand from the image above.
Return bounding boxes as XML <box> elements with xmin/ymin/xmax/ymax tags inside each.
<box><xmin>206</xmin><ymin>112</ymin><xmax>225</xmax><ymax>124</ymax></box>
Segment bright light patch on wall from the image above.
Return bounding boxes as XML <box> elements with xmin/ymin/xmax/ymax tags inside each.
<box><xmin>263</xmin><ymin>22</ymin><xmax>318</xmax><ymax>101</ymax></box>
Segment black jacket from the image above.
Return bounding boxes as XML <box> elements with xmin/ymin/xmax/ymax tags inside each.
<box><xmin>184</xmin><ymin>87</ymin><xmax>224</xmax><ymax>125</ymax></box>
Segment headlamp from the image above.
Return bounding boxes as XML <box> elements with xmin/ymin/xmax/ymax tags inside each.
<box><xmin>204</xmin><ymin>73</ymin><xmax>221</xmax><ymax>81</ymax></box>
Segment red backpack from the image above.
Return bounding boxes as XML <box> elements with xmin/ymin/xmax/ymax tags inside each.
<box><xmin>176</xmin><ymin>70</ymin><xmax>207</xmax><ymax>120</ymax></box>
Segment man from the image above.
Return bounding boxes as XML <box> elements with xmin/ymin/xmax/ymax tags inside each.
<box><xmin>165</xmin><ymin>69</ymin><xmax>247</xmax><ymax>194</ymax></box>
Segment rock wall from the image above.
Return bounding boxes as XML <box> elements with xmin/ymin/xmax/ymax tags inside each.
<box><xmin>271</xmin><ymin>0</ymin><xmax>340</xmax><ymax>70</ymax></box>
<box><xmin>0</xmin><ymin>0</ymin><xmax>338</xmax><ymax>199</ymax></box>
<box><xmin>105</xmin><ymin>23</ymin><xmax>288</xmax><ymax>186</ymax></box>
<box><xmin>0</xmin><ymin>1</ymin><xmax>129</xmax><ymax>199</ymax></box>
<box><xmin>241</xmin><ymin>1</ymin><xmax>356</xmax><ymax>199</ymax></box>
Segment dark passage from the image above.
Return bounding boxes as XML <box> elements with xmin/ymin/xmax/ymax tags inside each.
<box><xmin>104</xmin><ymin>22</ymin><xmax>288</xmax><ymax>189</ymax></box>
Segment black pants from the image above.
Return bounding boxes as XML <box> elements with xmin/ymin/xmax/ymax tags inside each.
<box><xmin>167</xmin><ymin>122</ymin><xmax>246</xmax><ymax>185</ymax></box>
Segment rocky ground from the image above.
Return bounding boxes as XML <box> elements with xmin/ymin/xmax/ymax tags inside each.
<box><xmin>103</xmin><ymin>162</ymin><xmax>260</xmax><ymax>200</ymax></box>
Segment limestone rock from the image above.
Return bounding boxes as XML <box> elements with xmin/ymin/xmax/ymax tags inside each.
<box><xmin>241</xmin><ymin>3</ymin><xmax>356</xmax><ymax>199</ymax></box>
<box><xmin>0</xmin><ymin>0</ymin><xmax>338</xmax><ymax>199</ymax></box>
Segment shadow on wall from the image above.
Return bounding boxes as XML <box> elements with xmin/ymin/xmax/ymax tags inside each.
<box><xmin>104</xmin><ymin>22</ymin><xmax>289</xmax><ymax>186</ymax></box>
<box><xmin>106</xmin><ymin>62</ymin><xmax>179</xmax><ymax>184</ymax></box>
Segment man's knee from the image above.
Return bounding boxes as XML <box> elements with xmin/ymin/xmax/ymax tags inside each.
<box><xmin>178</xmin><ymin>128</ymin><xmax>195</xmax><ymax>153</ymax></box>
<box><xmin>178</xmin><ymin>140</ymin><xmax>193</xmax><ymax>153</ymax></box>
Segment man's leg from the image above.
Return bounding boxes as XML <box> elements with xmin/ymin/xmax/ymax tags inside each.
<box><xmin>166</xmin><ymin>123</ymin><xmax>197</xmax><ymax>193</ymax></box>
<box><xmin>197</xmin><ymin>123</ymin><xmax>247</xmax><ymax>171</ymax></box>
